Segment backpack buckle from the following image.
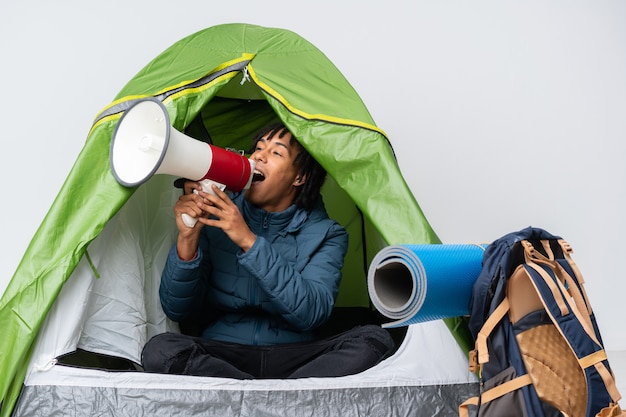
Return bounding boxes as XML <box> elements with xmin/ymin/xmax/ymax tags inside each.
<box><xmin>558</xmin><ymin>239</ymin><xmax>573</xmax><ymax>254</ymax></box>
<box><xmin>521</xmin><ymin>240</ymin><xmax>535</xmax><ymax>257</ymax></box>
<box><xmin>468</xmin><ymin>349</ymin><xmax>479</xmax><ymax>373</ymax></box>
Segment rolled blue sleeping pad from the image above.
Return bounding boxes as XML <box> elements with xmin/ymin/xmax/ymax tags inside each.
<box><xmin>367</xmin><ymin>243</ymin><xmax>487</xmax><ymax>328</ymax></box>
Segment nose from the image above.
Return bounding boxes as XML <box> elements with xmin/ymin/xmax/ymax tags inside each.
<box><xmin>252</xmin><ymin>148</ymin><xmax>266</xmax><ymax>162</ymax></box>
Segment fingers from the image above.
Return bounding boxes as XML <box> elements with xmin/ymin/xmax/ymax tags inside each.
<box><xmin>183</xmin><ymin>180</ymin><xmax>202</xmax><ymax>195</ymax></box>
<box><xmin>176</xmin><ymin>184</ymin><xmax>236</xmax><ymax>226</ymax></box>
<box><xmin>173</xmin><ymin>184</ymin><xmax>233</xmax><ymax>237</ymax></box>
<box><xmin>183</xmin><ymin>186</ymin><xmax>255</xmax><ymax>251</ymax></box>
<box><xmin>174</xmin><ymin>194</ymin><xmax>205</xmax><ymax>230</ymax></box>
<box><xmin>208</xmin><ymin>183</ymin><xmax>230</xmax><ymax>199</ymax></box>
<box><xmin>196</xmin><ymin>185</ymin><xmax>233</xmax><ymax>211</ymax></box>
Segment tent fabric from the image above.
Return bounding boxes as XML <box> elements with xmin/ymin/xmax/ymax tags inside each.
<box><xmin>12</xmin><ymin>193</ymin><xmax>477</xmax><ymax>415</ymax></box>
<box><xmin>14</xmin><ymin>384</ymin><xmax>478</xmax><ymax>417</ymax></box>
<box><xmin>0</xmin><ymin>23</ymin><xmax>474</xmax><ymax>416</ymax></box>
<box><xmin>15</xmin><ymin>323</ymin><xmax>478</xmax><ymax>417</ymax></box>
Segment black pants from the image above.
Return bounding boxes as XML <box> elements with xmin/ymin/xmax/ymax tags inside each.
<box><xmin>141</xmin><ymin>325</ymin><xmax>394</xmax><ymax>379</ymax></box>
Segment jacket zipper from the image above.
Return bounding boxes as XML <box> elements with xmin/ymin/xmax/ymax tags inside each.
<box><xmin>250</xmin><ymin>213</ymin><xmax>271</xmax><ymax>345</ymax></box>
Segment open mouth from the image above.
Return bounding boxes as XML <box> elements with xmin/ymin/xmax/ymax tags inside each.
<box><xmin>252</xmin><ymin>170</ymin><xmax>265</xmax><ymax>183</ymax></box>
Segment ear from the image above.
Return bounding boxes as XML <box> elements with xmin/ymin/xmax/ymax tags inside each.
<box><xmin>293</xmin><ymin>174</ymin><xmax>307</xmax><ymax>187</ymax></box>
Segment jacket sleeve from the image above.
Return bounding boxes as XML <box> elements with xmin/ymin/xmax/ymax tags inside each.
<box><xmin>237</xmin><ymin>221</ymin><xmax>348</xmax><ymax>331</ymax></box>
<box><xmin>159</xmin><ymin>232</ymin><xmax>212</xmax><ymax>322</ymax></box>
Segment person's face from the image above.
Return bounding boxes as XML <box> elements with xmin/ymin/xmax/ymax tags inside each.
<box><xmin>245</xmin><ymin>130</ymin><xmax>304</xmax><ymax>212</ymax></box>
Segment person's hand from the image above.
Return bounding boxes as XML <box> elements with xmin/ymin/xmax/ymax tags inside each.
<box><xmin>196</xmin><ymin>185</ymin><xmax>257</xmax><ymax>252</ymax></box>
<box><xmin>173</xmin><ymin>189</ymin><xmax>207</xmax><ymax>260</ymax></box>
<box><xmin>183</xmin><ymin>180</ymin><xmax>202</xmax><ymax>195</ymax></box>
<box><xmin>174</xmin><ymin>191</ymin><xmax>208</xmax><ymax>231</ymax></box>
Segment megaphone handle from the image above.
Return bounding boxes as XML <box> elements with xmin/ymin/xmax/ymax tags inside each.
<box><xmin>181</xmin><ymin>213</ymin><xmax>198</xmax><ymax>228</ymax></box>
<box><xmin>181</xmin><ymin>180</ymin><xmax>227</xmax><ymax>228</ymax></box>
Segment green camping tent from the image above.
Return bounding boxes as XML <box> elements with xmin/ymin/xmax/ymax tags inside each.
<box><xmin>0</xmin><ymin>23</ymin><xmax>474</xmax><ymax>416</ymax></box>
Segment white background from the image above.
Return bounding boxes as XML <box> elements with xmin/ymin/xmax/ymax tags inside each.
<box><xmin>1</xmin><ymin>0</ymin><xmax>624</xmax><ymax>357</ymax></box>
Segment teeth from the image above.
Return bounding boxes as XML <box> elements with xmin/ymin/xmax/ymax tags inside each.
<box><xmin>252</xmin><ymin>169</ymin><xmax>265</xmax><ymax>181</ymax></box>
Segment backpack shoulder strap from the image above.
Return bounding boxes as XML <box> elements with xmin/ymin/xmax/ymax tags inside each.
<box><xmin>474</xmin><ymin>297</ymin><xmax>509</xmax><ymax>366</ymax></box>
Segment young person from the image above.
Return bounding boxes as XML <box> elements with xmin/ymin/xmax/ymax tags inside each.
<box><xmin>142</xmin><ymin>123</ymin><xmax>394</xmax><ymax>378</ymax></box>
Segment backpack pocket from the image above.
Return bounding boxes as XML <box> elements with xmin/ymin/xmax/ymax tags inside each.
<box><xmin>477</xmin><ymin>365</ymin><xmax>530</xmax><ymax>417</ymax></box>
<box><xmin>514</xmin><ymin>310</ymin><xmax>587</xmax><ymax>417</ymax></box>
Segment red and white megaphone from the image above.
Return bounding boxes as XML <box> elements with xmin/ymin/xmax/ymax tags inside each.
<box><xmin>110</xmin><ymin>98</ymin><xmax>256</xmax><ymax>227</ymax></box>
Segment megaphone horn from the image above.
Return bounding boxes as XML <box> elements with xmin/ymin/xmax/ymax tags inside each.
<box><xmin>109</xmin><ymin>98</ymin><xmax>255</xmax><ymax>191</ymax></box>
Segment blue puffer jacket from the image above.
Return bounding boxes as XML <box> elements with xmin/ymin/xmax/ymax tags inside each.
<box><xmin>159</xmin><ymin>192</ymin><xmax>348</xmax><ymax>346</ymax></box>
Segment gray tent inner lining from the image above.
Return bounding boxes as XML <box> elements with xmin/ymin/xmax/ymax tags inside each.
<box><xmin>14</xmin><ymin>382</ymin><xmax>479</xmax><ymax>417</ymax></box>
